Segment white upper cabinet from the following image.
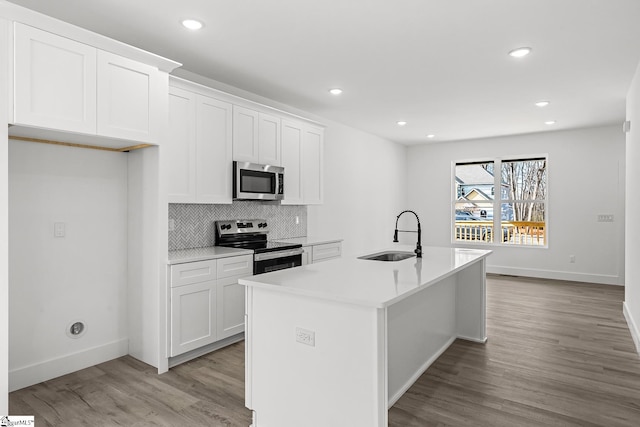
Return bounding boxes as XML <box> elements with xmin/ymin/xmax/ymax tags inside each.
<box><xmin>232</xmin><ymin>106</ymin><xmax>282</xmax><ymax>166</ymax></box>
<box><xmin>166</xmin><ymin>79</ymin><xmax>233</xmax><ymax>204</ymax></box>
<box><xmin>196</xmin><ymin>94</ymin><xmax>233</xmax><ymax>203</ymax></box>
<box><xmin>258</xmin><ymin>112</ymin><xmax>281</xmax><ymax>166</ymax></box>
<box><xmin>14</xmin><ymin>22</ymin><xmax>97</xmax><ymax>134</ymax></box>
<box><xmin>281</xmin><ymin>119</ymin><xmax>304</xmax><ymax>204</ymax></box>
<box><xmin>302</xmin><ymin>125</ymin><xmax>324</xmax><ymax>205</ymax></box>
<box><xmin>166</xmin><ymin>86</ymin><xmax>197</xmax><ymax>202</ymax></box>
<box><xmin>232</xmin><ymin>106</ymin><xmax>260</xmax><ymax>162</ymax></box>
<box><xmin>96</xmin><ymin>51</ymin><xmax>162</xmax><ymax>143</ymax></box>
<box><xmin>281</xmin><ymin>119</ymin><xmax>323</xmax><ymax>205</ymax></box>
<box><xmin>13</xmin><ymin>23</ymin><xmax>164</xmax><ymax>144</ymax></box>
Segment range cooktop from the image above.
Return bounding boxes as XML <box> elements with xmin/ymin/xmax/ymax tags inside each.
<box><xmin>215</xmin><ymin>219</ymin><xmax>302</xmax><ymax>254</ymax></box>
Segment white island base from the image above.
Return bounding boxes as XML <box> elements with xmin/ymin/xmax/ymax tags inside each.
<box><xmin>241</xmin><ymin>246</ymin><xmax>491</xmax><ymax>427</ymax></box>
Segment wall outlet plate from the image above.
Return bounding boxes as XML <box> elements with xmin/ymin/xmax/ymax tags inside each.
<box><xmin>295</xmin><ymin>327</ymin><xmax>315</xmax><ymax>346</ymax></box>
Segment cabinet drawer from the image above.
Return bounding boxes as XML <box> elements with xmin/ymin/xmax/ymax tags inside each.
<box><xmin>217</xmin><ymin>255</ymin><xmax>253</xmax><ymax>279</ymax></box>
<box><xmin>312</xmin><ymin>242</ymin><xmax>342</xmax><ymax>263</ymax></box>
<box><xmin>170</xmin><ymin>260</ymin><xmax>216</xmax><ymax>288</ymax></box>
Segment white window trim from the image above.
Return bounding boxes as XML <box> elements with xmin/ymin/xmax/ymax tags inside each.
<box><xmin>452</xmin><ymin>154</ymin><xmax>549</xmax><ymax>248</ymax></box>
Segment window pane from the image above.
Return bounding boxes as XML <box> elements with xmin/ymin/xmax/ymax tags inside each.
<box><xmin>455</xmin><ymin>162</ymin><xmax>495</xmax><ymax>201</ymax></box>
<box><xmin>454</xmin><ymin>202</ymin><xmax>493</xmax><ymax>243</ymax></box>
<box><xmin>502</xmin><ymin>202</ymin><xmax>546</xmax><ymax>246</ymax></box>
<box><xmin>501</xmin><ymin>159</ymin><xmax>547</xmax><ymax>204</ymax></box>
<box><xmin>454</xmin><ymin>162</ymin><xmax>494</xmax><ymax>244</ymax></box>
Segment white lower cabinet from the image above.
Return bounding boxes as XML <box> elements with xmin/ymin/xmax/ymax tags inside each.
<box><xmin>217</xmin><ymin>277</ymin><xmax>246</xmax><ymax>339</ymax></box>
<box><xmin>311</xmin><ymin>242</ymin><xmax>342</xmax><ymax>263</ymax></box>
<box><xmin>301</xmin><ymin>241</ymin><xmax>342</xmax><ymax>265</ymax></box>
<box><xmin>169</xmin><ymin>254</ymin><xmax>253</xmax><ymax>357</ymax></box>
<box><xmin>170</xmin><ymin>281</ymin><xmax>217</xmax><ymax>356</ymax></box>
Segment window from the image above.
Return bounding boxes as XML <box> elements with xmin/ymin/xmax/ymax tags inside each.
<box><xmin>454</xmin><ymin>157</ymin><xmax>547</xmax><ymax>246</ymax></box>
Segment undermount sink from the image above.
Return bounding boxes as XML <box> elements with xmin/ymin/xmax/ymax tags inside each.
<box><xmin>358</xmin><ymin>251</ymin><xmax>415</xmax><ymax>262</ymax></box>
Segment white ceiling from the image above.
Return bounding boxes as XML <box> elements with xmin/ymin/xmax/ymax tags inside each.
<box><xmin>8</xmin><ymin>0</ymin><xmax>640</xmax><ymax>145</ymax></box>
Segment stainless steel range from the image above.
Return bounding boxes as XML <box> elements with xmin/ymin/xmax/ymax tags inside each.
<box><xmin>215</xmin><ymin>219</ymin><xmax>303</xmax><ymax>274</ymax></box>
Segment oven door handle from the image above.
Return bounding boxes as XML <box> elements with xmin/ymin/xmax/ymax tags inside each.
<box><xmin>254</xmin><ymin>248</ymin><xmax>304</xmax><ymax>261</ymax></box>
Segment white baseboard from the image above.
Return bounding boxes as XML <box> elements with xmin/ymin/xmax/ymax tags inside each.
<box><xmin>623</xmin><ymin>302</ymin><xmax>640</xmax><ymax>356</ymax></box>
<box><xmin>9</xmin><ymin>338</ymin><xmax>128</xmax><ymax>392</ymax></box>
<box><xmin>487</xmin><ymin>265</ymin><xmax>621</xmax><ymax>286</ymax></box>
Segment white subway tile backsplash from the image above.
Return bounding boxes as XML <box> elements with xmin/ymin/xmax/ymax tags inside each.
<box><xmin>168</xmin><ymin>201</ymin><xmax>307</xmax><ymax>250</ymax></box>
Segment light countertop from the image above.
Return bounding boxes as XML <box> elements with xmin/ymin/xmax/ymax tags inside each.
<box><xmin>167</xmin><ymin>246</ymin><xmax>253</xmax><ymax>265</ymax></box>
<box><xmin>273</xmin><ymin>236</ymin><xmax>343</xmax><ymax>246</ymax></box>
<box><xmin>240</xmin><ymin>245</ymin><xmax>491</xmax><ymax>308</ymax></box>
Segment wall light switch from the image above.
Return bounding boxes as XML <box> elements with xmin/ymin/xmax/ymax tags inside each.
<box><xmin>168</xmin><ymin>218</ymin><xmax>176</xmax><ymax>231</ymax></box>
<box><xmin>54</xmin><ymin>222</ymin><xmax>66</xmax><ymax>238</ymax></box>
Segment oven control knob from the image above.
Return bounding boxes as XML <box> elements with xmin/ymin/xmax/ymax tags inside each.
<box><xmin>260</xmin><ymin>222</ymin><xmax>267</xmax><ymax>228</ymax></box>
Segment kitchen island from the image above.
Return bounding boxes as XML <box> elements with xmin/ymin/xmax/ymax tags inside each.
<box><xmin>240</xmin><ymin>245</ymin><xmax>491</xmax><ymax>427</ymax></box>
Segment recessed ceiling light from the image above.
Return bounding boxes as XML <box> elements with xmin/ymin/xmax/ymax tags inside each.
<box><xmin>508</xmin><ymin>47</ymin><xmax>532</xmax><ymax>58</ymax></box>
<box><xmin>397</xmin><ymin>121</ymin><xmax>407</xmax><ymax>126</ymax></box>
<box><xmin>329</xmin><ymin>88</ymin><xmax>343</xmax><ymax>95</ymax></box>
<box><xmin>545</xmin><ymin>120</ymin><xmax>556</xmax><ymax>125</ymax></box>
<box><xmin>535</xmin><ymin>100</ymin><xmax>550</xmax><ymax>107</ymax></box>
<box><xmin>182</xmin><ymin>19</ymin><xmax>204</xmax><ymax>30</ymax></box>
<box><xmin>427</xmin><ymin>134</ymin><xmax>436</xmax><ymax>139</ymax></box>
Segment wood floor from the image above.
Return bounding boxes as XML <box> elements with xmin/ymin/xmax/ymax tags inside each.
<box><xmin>10</xmin><ymin>275</ymin><xmax>640</xmax><ymax>426</ymax></box>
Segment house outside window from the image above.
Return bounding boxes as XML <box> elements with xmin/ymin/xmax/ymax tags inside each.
<box><xmin>453</xmin><ymin>157</ymin><xmax>547</xmax><ymax>246</ymax></box>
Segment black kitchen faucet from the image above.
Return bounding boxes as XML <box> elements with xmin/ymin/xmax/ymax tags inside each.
<box><xmin>393</xmin><ymin>210</ymin><xmax>422</xmax><ymax>258</ymax></box>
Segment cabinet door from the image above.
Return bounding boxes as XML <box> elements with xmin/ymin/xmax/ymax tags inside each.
<box><xmin>196</xmin><ymin>94</ymin><xmax>233</xmax><ymax>203</ymax></box>
<box><xmin>232</xmin><ymin>106</ymin><xmax>260</xmax><ymax>162</ymax></box>
<box><xmin>302</xmin><ymin>126</ymin><xmax>324</xmax><ymax>205</ymax></box>
<box><xmin>258</xmin><ymin>113</ymin><xmax>281</xmax><ymax>166</ymax></box>
<box><xmin>13</xmin><ymin>23</ymin><xmax>97</xmax><ymax>134</ymax></box>
<box><xmin>167</xmin><ymin>86</ymin><xmax>197</xmax><ymax>202</ymax></box>
<box><xmin>170</xmin><ymin>281</ymin><xmax>217</xmax><ymax>356</ymax></box>
<box><xmin>97</xmin><ymin>50</ymin><xmax>162</xmax><ymax>143</ymax></box>
<box><xmin>216</xmin><ymin>255</ymin><xmax>252</xmax><ymax>339</ymax></box>
<box><xmin>217</xmin><ymin>276</ymin><xmax>246</xmax><ymax>339</ymax></box>
<box><xmin>281</xmin><ymin>119</ymin><xmax>303</xmax><ymax>204</ymax></box>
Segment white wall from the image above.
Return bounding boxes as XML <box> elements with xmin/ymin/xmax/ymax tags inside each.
<box><xmin>307</xmin><ymin>120</ymin><xmax>408</xmax><ymax>256</ymax></box>
<box><xmin>8</xmin><ymin>140</ymin><xmax>129</xmax><ymax>391</ymax></box>
<box><xmin>407</xmin><ymin>125</ymin><xmax>626</xmax><ymax>285</ymax></box>
<box><xmin>625</xmin><ymin>63</ymin><xmax>640</xmax><ymax>353</ymax></box>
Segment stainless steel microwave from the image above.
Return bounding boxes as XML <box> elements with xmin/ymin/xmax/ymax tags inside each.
<box><xmin>233</xmin><ymin>161</ymin><xmax>284</xmax><ymax>201</ymax></box>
